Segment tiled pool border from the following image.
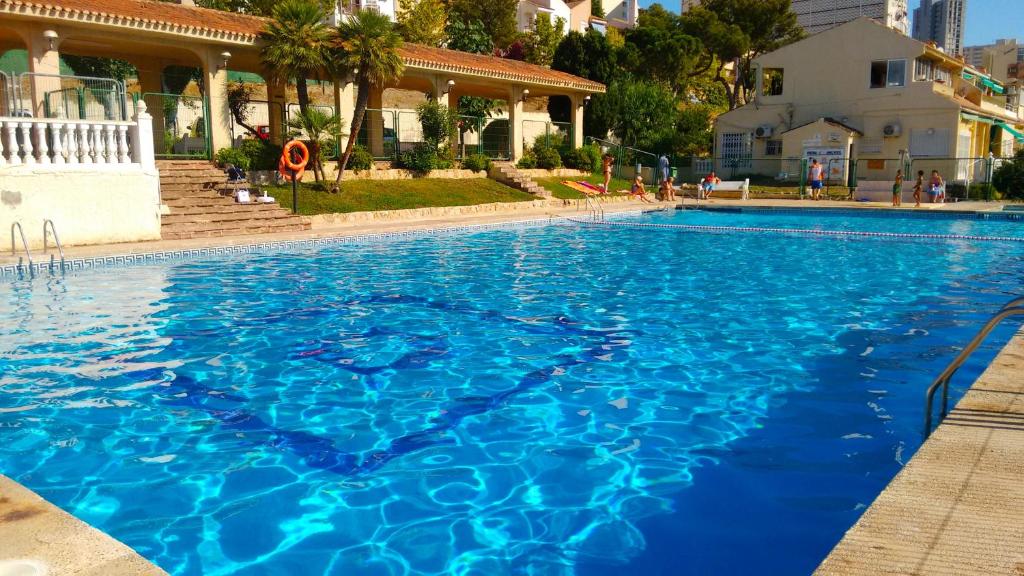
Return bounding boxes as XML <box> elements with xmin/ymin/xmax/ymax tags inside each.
<box><xmin>690</xmin><ymin>205</ymin><xmax>1024</xmax><ymax>221</ymax></box>
<box><xmin>0</xmin><ymin>210</ymin><xmax>646</xmax><ymax>278</ymax></box>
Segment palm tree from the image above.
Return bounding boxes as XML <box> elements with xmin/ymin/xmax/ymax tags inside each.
<box><xmin>287</xmin><ymin>107</ymin><xmax>345</xmax><ymax>182</ymax></box>
<box><xmin>259</xmin><ymin>0</ymin><xmax>333</xmax><ymax>114</ymax></box>
<box><xmin>332</xmin><ymin>10</ymin><xmax>404</xmax><ymax>185</ymax></box>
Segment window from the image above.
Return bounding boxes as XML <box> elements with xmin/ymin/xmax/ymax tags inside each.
<box><xmin>871</xmin><ymin>59</ymin><xmax>906</xmax><ymax>88</ymax></box>
<box><xmin>909</xmin><ymin>128</ymin><xmax>950</xmax><ymax>157</ymax></box>
<box><xmin>765</xmin><ymin>139</ymin><xmax>783</xmax><ymax>156</ymax></box>
<box><xmin>914</xmin><ymin>58</ymin><xmax>951</xmax><ymax>84</ymax></box>
<box><xmin>721</xmin><ymin>132</ymin><xmax>752</xmax><ymax>167</ymax></box>
<box><xmin>763</xmin><ymin>68</ymin><xmax>784</xmax><ymax>96</ymax></box>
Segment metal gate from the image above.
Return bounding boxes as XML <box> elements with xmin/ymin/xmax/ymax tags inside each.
<box><xmin>138</xmin><ymin>92</ymin><xmax>210</xmax><ymax>160</ymax></box>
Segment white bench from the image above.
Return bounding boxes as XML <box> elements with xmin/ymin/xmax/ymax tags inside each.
<box><xmin>698</xmin><ymin>178</ymin><xmax>749</xmax><ymax>200</ymax></box>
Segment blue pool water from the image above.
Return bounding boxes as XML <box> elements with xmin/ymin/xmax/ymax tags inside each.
<box><xmin>1</xmin><ymin>209</ymin><xmax>1022</xmax><ymax>575</ymax></box>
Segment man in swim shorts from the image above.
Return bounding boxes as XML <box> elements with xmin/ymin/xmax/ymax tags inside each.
<box><xmin>808</xmin><ymin>159</ymin><xmax>824</xmax><ymax>200</ymax></box>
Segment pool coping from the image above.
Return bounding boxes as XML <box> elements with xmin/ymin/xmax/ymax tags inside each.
<box><xmin>814</xmin><ymin>327</ymin><xmax>1024</xmax><ymax>576</ymax></box>
<box><xmin>0</xmin><ymin>475</ymin><xmax>168</xmax><ymax>575</ymax></box>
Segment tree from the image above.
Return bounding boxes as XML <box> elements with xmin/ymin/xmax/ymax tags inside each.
<box><xmin>448</xmin><ymin>0</ymin><xmax>519</xmax><ymax>48</ymax></box>
<box><xmin>673</xmin><ymin>104</ymin><xmax>716</xmax><ymax>156</ymax></box>
<box><xmin>523</xmin><ymin>16</ymin><xmax>565</xmax><ymax>67</ymax></box>
<box><xmin>445</xmin><ymin>17</ymin><xmax>494</xmax><ymax>55</ymax></box>
<box><xmin>591</xmin><ymin>0</ymin><xmax>605</xmax><ymax>19</ymax></box>
<box><xmin>548</xmin><ymin>30</ymin><xmax>618</xmax><ymax>128</ymax></box>
<box><xmin>194</xmin><ymin>0</ymin><xmax>332</xmax><ymax>15</ymax></box>
<box><xmin>259</xmin><ymin>0</ymin><xmax>333</xmax><ymax>115</ymax></box>
<box><xmin>332</xmin><ymin>9</ymin><xmax>405</xmax><ymax>185</ymax></box>
<box><xmin>227</xmin><ymin>82</ymin><xmax>261</xmax><ymax>138</ymax></box>
<box><xmin>396</xmin><ymin>0</ymin><xmax>447</xmax><ymax>46</ymax></box>
<box><xmin>993</xmin><ymin>149</ymin><xmax>1024</xmax><ymax>199</ymax></box>
<box><xmin>288</xmin><ymin>107</ymin><xmax>344</xmax><ymax>182</ymax></box>
<box><xmin>681</xmin><ymin>0</ymin><xmax>803</xmax><ymax>109</ymax></box>
<box><xmin>619</xmin><ymin>5</ymin><xmax>703</xmax><ymax>96</ymax></box>
<box><xmin>596</xmin><ymin>79</ymin><xmax>676</xmax><ymax>151</ymax></box>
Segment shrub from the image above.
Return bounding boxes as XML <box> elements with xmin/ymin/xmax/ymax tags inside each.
<box><xmin>534</xmin><ymin>145</ymin><xmax>563</xmax><ymax>170</ymax></box>
<box><xmin>516</xmin><ymin>148</ymin><xmax>537</xmax><ymax>169</ymax></box>
<box><xmin>561</xmin><ymin>143</ymin><xmax>602</xmax><ymax>172</ymax></box>
<box><xmin>993</xmin><ymin>150</ymin><xmax>1024</xmax><ymax>200</ymax></box>
<box><xmin>401</xmin><ymin>142</ymin><xmax>439</xmax><ymax>173</ymax></box>
<box><xmin>347</xmin><ymin>144</ymin><xmax>374</xmax><ymax>171</ymax></box>
<box><xmin>463</xmin><ymin>153</ymin><xmax>491</xmax><ymax>173</ymax></box>
<box><xmin>238</xmin><ymin>139</ymin><xmax>282</xmax><ymax>171</ymax></box>
<box><xmin>215</xmin><ymin>147</ymin><xmax>250</xmax><ymax>170</ymax></box>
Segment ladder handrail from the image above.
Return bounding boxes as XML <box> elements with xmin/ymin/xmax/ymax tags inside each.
<box><xmin>583</xmin><ymin>194</ymin><xmax>604</xmax><ymax>221</ymax></box>
<box><xmin>923</xmin><ymin>296</ymin><xmax>1024</xmax><ymax>437</ymax></box>
<box><xmin>10</xmin><ymin>221</ymin><xmax>32</xmax><ymax>272</ymax></box>
<box><xmin>42</xmin><ymin>219</ymin><xmax>65</xmax><ymax>270</ymax></box>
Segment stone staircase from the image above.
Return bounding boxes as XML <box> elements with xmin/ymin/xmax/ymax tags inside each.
<box><xmin>489</xmin><ymin>162</ymin><xmax>551</xmax><ymax>198</ymax></box>
<box><xmin>157</xmin><ymin>161</ymin><xmax>310</xmax><ymax>240</ymax></box>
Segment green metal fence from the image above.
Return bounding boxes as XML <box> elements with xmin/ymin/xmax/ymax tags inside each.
<box><xmin>136</xmin><ymin>92</ymin><xmax>210</xmax><ymax>160</ymax></box>
<box><xmin>19</xmin><ymin>73</ymin><xmax>127</xmax><ymax>121</ymax></box>
<box><xmin>586</xmin><ymin>137</ymin><xmax>660</xmax><ymax>185</ymax></box>
<box><xmin>355</xmin><ymin>108</ymin><xmax>399</xmax><ymax>161</ymax></box>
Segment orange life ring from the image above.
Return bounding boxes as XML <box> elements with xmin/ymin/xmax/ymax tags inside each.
<box><xmin>281</xmin><ymin>140</ymin><xmax>309</xmax><ymax>172</ymax></box>
<box><xmin>278</xmin><ymin>156</ymin><xmax>305</xmax><ymax>182</ymax></box>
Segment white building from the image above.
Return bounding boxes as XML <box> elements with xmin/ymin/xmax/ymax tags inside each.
<box><xmin>333</xmin><ymin>0</ymin><xmax>398</xmax><ymax>23</ymax></box>
<box><xmin>599</xmin><ymin>0</ymin><xmax>638</xmax><ymax>29</ymax></box>
<box><xmin>517</xmin><ymin>0</ymin><xmax>595</xmax><ymax>35</ymax></box>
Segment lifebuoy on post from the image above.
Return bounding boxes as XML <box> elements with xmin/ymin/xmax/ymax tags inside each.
<box><xmin>278</xmin><ymin>157</ymin><xmax>305</xmax><ymax>182</ymax></box>
<box><xmin>282</xmin><ymin>140</ymin><xmax>309</xmax><ymax>171</ymax></box>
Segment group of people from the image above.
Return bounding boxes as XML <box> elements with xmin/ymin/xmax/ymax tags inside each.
<box><xmin>598</xmin><ymin>153</ymin><xmax>676</xmax><ymax>204</ymax></box>
<box><xmin>891</xmin><ymin>169</ymin><xmax>945</xmax><ymax>207</ymax></box>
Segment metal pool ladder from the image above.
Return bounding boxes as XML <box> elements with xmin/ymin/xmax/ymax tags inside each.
<box><xmin>10</xmin><ymin>221</ymin><xmax>33</xmax><ymax>274</ymax></box>
<box><xmin>924</xmin><ymin>296</ymin><xmax>1024</xmax><ymax>437</ymax></box>
<box><xmin>43</xmin><ymin>219</ymin><xmax>65</xmax><ymax>271</ymax></box>
<box><xmin>583</xmin><ymin>194</ymin><xmax>604</xmax><ymax>221</ymax></box>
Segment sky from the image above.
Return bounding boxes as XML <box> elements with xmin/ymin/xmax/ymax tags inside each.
<box><xmin>640</xmin><ymin>0</ymin><xmax>1023</xmax><ymax>47</ymax></box>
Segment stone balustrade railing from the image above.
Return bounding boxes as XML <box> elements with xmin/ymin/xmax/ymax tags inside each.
<box><xmin>0</xmin><ymin>102</ymin><xmax>155</xmax><ymax>170</ymax></box>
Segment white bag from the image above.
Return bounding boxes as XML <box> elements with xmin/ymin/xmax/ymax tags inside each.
<box><xmin>236</xmin><ymin>189</ymin><xmax>251</xmax><ymax>203</ymax></box>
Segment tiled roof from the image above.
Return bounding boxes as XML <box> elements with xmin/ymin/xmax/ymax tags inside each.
<box><xmin>2</xmin><ymin>0</ymin><xmax>605</xmax><ymax>92</ymax></box>
<box><xmin>398</xmin><ymin>44</ymin><xmax>605</xmax><ymax>92</ymax></box>
<box><xmin>0</xmin><ymin>0</ymin><xmax>265</xmax><ymax>40</ymax></box>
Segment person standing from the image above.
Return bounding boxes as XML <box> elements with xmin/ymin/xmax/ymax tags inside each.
<box><xmin>807</xmin><ymin>159</ymin><xmax>825</xmax><ymax>201</ymax></box>
<box><xmin>601</xmin><ymin>153</ymin><xmax>614</xmax><ymax>195</ymax></box>
<box><xmin>658</xmin><ymin>154</ymin><xmax>670</xmax><ymax>185</ymax></box>
<box><xmin>892</xmin><ymin>169</ymin><xmax>904</xmax><ymax>207</ymax></box>
<box><xmin>913</xmin><ymin>170</ymin><xmax>924</xmax><ymax>207</ymax></box>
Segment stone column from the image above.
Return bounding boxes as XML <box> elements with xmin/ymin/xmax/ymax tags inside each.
<box><xmin>22</xmin><ymin>25</ymin><xmax>62</xmax><ymax>118</ymax></box>
<box><xmin>365</xmin><ymin>84</ymin><xmax>385</xmax><ymax>158</ymax></box>
<box><xmin>267</xmin><ymin>76</ymin><xmax>288</xmax><ymax>145</ymax></box>
<box><xmin>508</xmin><ymin>86</ymin><xmax>526</xmax><ymax>161</ymax></box>
<box><xmin>570</xmin><ymin>93</ymin><xmax>586</xmax><ymax>150</ymax></box>
<box><xmin>333</xmin><ymin>78</ymin><xmax>355</xmax><ymax>142</ymax></box>
<box><xmin>134</xmin><ymin>62</ymin><xmax>167</xmax><ymax>154</ymax></box>
<box><xmin>200</xmin><ymin>47</ymin><xmax>232</xmax><ymax>155</ymax></box>
<box><xmin>431</xmin><ymin>75</ymin><xmax>454</xmax><ymax>109</ymax></box>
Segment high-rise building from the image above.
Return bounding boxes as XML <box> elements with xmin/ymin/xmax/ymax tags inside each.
<box><xmin>682</xmin><ymin>1</ymin><xmax>910</xmax><ymax>36</ymax></box>
<box><xmin>911</xmin><ymin>0</ymin><xmax>966</xmax><ymax>56</ymax></box>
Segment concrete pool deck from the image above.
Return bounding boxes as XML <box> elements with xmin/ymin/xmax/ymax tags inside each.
<box><xmin>0</xmin><ymin>475</ymin><xmax>167</xmax><ymax>575</ymax></box>
<box><xmin>0</xmin><ymin>197</ymin><xmax>1012</xmax><ymax>269</ymax></box>
<box><xmin>816</xmin><ymin>328</ymin><xmax>1024</xmax><ymax>576</ymax></box>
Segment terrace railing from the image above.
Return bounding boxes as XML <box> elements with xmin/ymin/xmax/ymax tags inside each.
<box><xmin>0</xmin><ymin>101</ymin><xmax>155</xmax><ymax>169</ymax></box>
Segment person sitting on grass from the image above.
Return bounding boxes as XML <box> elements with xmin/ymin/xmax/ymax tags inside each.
<box><xmin>701</xmin><ymin>171</ymin><xmax>721</xmax><ymax>199</ymax></box>
<box><xmin>659</xmin><ymin>177</ymin><xmax>677</xmax><ymax>202</ymax></box>
<box><xmin>630</xmin><ymin>175</ymin><xmax>654</xmax><ymax>204</ymax></box>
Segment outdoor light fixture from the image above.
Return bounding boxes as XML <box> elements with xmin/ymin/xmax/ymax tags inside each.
<box><xmin>443</xmin><ymin>79</ymin><xmax>455</xmax><ymax>95</ymax></box>
<box><xmin>218</xmin><ymin>51</ymin><xmax>232</xmax><ymax>70</ymax></box>
<box><xmin>42</xmin><ymin>30</ymin><xmax>58</xmax><ymax>51</ymax></box>
<box><xmin>521</xmin><ymin>88</ymin><xmax>530</xmax><ymax>102</ymax></box>
<box><xmin>581</xmin><ymin>94</ymin><xmax>591</xmax><ymax>107</ymax></box>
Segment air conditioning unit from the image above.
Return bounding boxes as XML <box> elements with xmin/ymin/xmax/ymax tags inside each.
<box><xmin>883</xmin><ymin>123</ymin><xmax>902</xmax><ymax>138</ymax></box>
<box><xmin>754</xmin><ymin>124</ymin><xmax>774</xmax><ymax>138</ymax></box>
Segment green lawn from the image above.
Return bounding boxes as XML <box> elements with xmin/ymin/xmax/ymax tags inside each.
<box><xmin>264</xmin><ymin>178</ymin><xmax>536</xmax><ymax>215</ymax></box>
<box><xmin>535</xmin><ymin>174</ymin><xmax>635</xmax><ymax>199</ymax></box>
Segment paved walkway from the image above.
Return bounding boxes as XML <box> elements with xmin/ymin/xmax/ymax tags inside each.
<box><xmin>816</xmin><ymin>329</ymin><xmax>1024</xmax><ymax>576</ymax></box>
<box><xmin>0</xmin><ymin>475</ymin><xmax>166</xmax><ymax>575</ymax></box>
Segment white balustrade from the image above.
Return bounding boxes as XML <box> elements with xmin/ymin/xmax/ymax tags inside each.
<box><xmin>0</xmin><ymin>116</ymin><xmax>151</xmax><ymax>167</ymax></box>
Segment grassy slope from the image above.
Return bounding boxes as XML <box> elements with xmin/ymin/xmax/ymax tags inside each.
<box><xmin>264</xmin><ymin>178</ymin><xmax>536</xmax><ymax>215</ymax></box>
<box><xmin>534</xmin><ymin>174</ymin><xmax>634</xmax><ymax>199</ymax></box>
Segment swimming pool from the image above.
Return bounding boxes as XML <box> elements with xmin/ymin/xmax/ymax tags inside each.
<box><xmin>1</xmin><ymin>208</ymin><xmax>1022</xmax><ymax>575</ymax></box>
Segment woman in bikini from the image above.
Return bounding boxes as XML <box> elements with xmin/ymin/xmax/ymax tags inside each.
<box><xmin>601</xmin><ymin>154</ymin><xmax>614</xmax><ymax>194</ymax></box>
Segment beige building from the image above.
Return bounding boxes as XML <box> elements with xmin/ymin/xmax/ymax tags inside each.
<box><xmin>963</xmin><ymin>39</ymin><xmax>1024</xmax><ymax>83</ymax></box>
<box><xmin>714</xmin><ymin>18</ymin><xmax>1024</xmax><ymax>186</ymax></box>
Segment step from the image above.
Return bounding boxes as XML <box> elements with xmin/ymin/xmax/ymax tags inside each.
<box><xmin>161</xmin><ymin>210</ymin><xmax>296</xmax><ymax>225</ymax></box>
<box><xmin>161</xmin><ymin>222</ymin><xmax>309</xmax><ymax>239</ymax></box>
<box><xmin>166</xmin><ymin>203</ymin><xmax>286</xmax><ymax>216</ymax></box>
<box><xmin>161</xmin><ymin>217</ymin><xmax>307</xmax><ymax>232</ymax></box>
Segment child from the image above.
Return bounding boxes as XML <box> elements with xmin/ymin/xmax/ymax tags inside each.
<box><xmin>892</xmin><ymin>169</ymin><xmax>903</xmax><ymax>207</ymax></box>
<box><xmin>913</xmin><ymin>170</ymin><xmax>924</xmax><ymax>207</ymax></box>
<box><xmin>630</xmin><ymin>175</ymin><xmax>654</xmax><ymax>203</ymax></box>
<box><xmin>807</xmin><ymin>159</ymin><xmax>825</xmax><ymax>200</ymax></box>
<box><xmin>928</xmin><ymin>170</ymin><xmax>944</xmax><ymax>204</ymax></box>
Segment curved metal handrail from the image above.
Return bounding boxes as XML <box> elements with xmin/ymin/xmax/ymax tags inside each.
<box><xmin>10</xmin><ymin>221</ymin><xmax>32</xmax><ymax>273</ymax></box>
<box><xmin>924</xmin><ymin>296</ymin><xmax>1024</xmax><ymax>437</ymax></box>
<box><xmin>582</xmin><ymin>194</ymin><xmax>604</xmax><ymax>221</ymax></box>
<box><xmin>42</xmin><ymin>219</ymin><xmax>65</xmax><ymax>271</ymax></box>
